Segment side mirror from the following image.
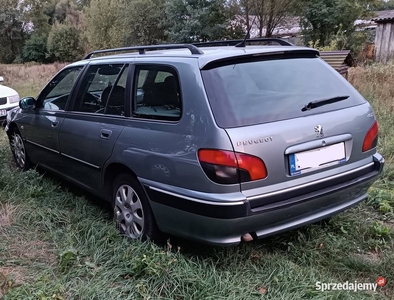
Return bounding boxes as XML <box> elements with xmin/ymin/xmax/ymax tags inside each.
<box><xmin>0</xmin><ymin>76</ymin><xmax>4</xmax><ymax>83</ymax></box>
<box><xmin>19</xmin><ymin>97</ymin><xmax>36</xmax><ymax>109</ymax></box>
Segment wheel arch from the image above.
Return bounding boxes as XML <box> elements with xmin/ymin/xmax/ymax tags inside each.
<box><xmin>103</xmin><ymin>162</ymin><xmax>138</xmax><ymax>201</ymax></box>
<box><xmin>6</xmin><ymin>122</ymin><xmax>19</xmax><ymax>137</ymax></box>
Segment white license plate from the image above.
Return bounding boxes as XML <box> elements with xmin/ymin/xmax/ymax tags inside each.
<box><xmin>0</xmin><ymin>110</ymin><xmax>6</xmax><ymax>117</ymax></box>
<box><xmin>289</xmin><ymin>142</ymin><xmax>346</xmax><ymax>176</ymax></box>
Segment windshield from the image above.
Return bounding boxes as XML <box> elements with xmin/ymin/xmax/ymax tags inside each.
<box><xmin>201</xmin><ymin>56</ymin><xmax>365</xmax><ymax>128</ymax></box>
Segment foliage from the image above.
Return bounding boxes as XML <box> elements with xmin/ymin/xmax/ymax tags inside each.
<box><xmin>19</xmin><ymin>0</ymin><xmax>86</xmax><ymax>63</ymax></box>
<box><xmin>0</xmin><ymin>0</ymin><xmax>25</xmax><ymax>63</ymax></box>
<box><xmin>0</xmin><ymin>0</ymin><xmax>393</xmax><ymax>62</ymax></box>
<box><xmin>308</xmin><ymin>24</ymin><xmax>375</xmax><ymax>60</ymax></box>
<box><xmin>373</xmin><ymin>0</ymin><xmax>394</xmax><ymax>10</ymax></box>
<box><xmin>21</xmin><ymin>0</ymin><xmax>53</xmax><ymax>36</ymax></box>
<box><xmin>84</xmin><ymin>0</ymin><xmax>127</xmax><ymax>50</ymax></box>
<box><xmin>124</xmin><ymin>0</ymin><xmax>168</xmax><ymax>45</ymax></box>
<box><xmin>238</xmin><ymin>0</ymin><xmax>297</xmax><ymax>37</ymax></box>
<box><xmin>21</xmin><ymin>34</ymin><xmax>48</xmax><ymax>63</ymax></box>
<box><xmin>165</xmin><ymin>0</ymin><xmax>231</xmax><ymax>43</ymax></box>
<box><xmin>47</xmin><ymin>23</ymin><xmax>83</xmax><ymax>62</ymax></box>
<box><xmin>298</xmin><ymin>0</ymin><xmax>378</xmax><ymax>47</ymax></box>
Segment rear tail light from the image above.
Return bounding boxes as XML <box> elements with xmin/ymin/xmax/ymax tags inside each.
<box><xmin>198</xmin><ymin>149</ymin><xmax>267</xmax><ymax>184</ymax></box>
<box><xmin>362</xmin><ymin>121</ymin><xmax>378</xmax><ymax>152</ymax></box>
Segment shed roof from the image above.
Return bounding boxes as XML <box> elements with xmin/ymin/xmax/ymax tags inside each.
<box><xmin>372</xmin><ymin>10</ymin><xmax>394</xmax><ymax>23</ymax></box>
<box><xmin>320</xmin><ymin>51</ymin><xmax>354</xmax><ymax>71</ymax></box>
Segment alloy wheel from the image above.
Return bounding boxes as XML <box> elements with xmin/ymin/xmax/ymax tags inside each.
<box><xmin>114</xmin><ymin>184</ymin><xmax>145</xmax><ymax>239</ymax></box>
<box><xmin>12</xmin><ymin>133</ymin><xmax>26</xmax><ymax>168</ymax></box>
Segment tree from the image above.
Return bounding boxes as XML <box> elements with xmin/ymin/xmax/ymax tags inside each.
<box><xmin>21</xmin><ymin>0</ymin><xmax>53</xmax><ymax>36</ymax></box>
<box><xmin>84</xmin><ymin>0</ymin><xmax>127</xmax><ymax>50</ymax></box>
<box><xmin>256</xmin><ymin>0</ymin><xmax>296</xmax><ymax>37</ymax></box>
<box><xmin>0</xmin><ymin>0</ymin><xmax>26</xmax><ymax>63</ymax></box>
<box><xmin>22</xmin><ymin>34</ymin><xmax>48</xmax><ymax>62</ymax></box>
<box><xmin>124</xmin><ymin>0</ymin><xmax>169</xmax><ymax>45</ymax></box>
<box><xmin>165</xmin><ymin>0</ymin><xmax>230</xmax><ymax>43</ymax></box>
<box><xmin>47</xmin><ymin>23</ymin><xmax>83</xmax><ymax>61</ymax></box>
<box><xmin>53</xmin><ymin>0</ymin><xmax>85</xmax><ymax>27</ymax></box>
<box><xmin>374</xmin><ymin>0</ymin><xmax>394</xmax><ymax>10</ymax></box>
<box><xmin>234</xmin><ymin>0</ymin><xmax>297</xmax><ymax>38</ymax></box>
<box><xmin>298</xmin><ymin>0</ymin><xmax>379</xmax><ymax>46</ymax></box>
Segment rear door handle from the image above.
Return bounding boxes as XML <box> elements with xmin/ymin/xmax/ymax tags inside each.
<box><xmin>100</xmin><ymin>129</ymin><xmax>112</xmax><ymax>140</ymax></box>
<box><xmin>51</xmin><ymin>121</ymin><xmax>59</xmax><ymax>128</ymax></box>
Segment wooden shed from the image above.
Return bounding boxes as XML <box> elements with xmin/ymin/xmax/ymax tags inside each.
<box><xmin>320</xmin><ymin>51</ymin><xmax>355</xmax><ymax>78</ymax></box>
<box><xmin>373</xmin><ymin>11</ymin><xmax>394</xmax><ymax>63</ymax></box>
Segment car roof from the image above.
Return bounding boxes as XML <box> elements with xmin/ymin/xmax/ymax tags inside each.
<box><xmin>69</xmin><ymin>45</ymin><xmax>319</xmax><ymax>69</ymax></box>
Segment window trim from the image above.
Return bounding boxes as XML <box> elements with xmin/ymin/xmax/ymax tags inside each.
<box><xmin>36</xmin><ymin>65</ymin><xmax>87</xmax><ymax>112</ymax></box>
<box><xmin>103</xmin><ymin>64</ymin><xmax>128</xmax><ymax>116</ymax></box>
<box><xmin>67</xmin><ymin>63</ymin><xmax>129</xmax><ymax>117</ymax></box>
<box><xmin>201</xmin><ymin>55</ymin><xmax>364</xmax><ymax>128</ymax></box>
<box><xmin>131</xmin><ymin>63</ymin><xmax>183</xmax><ymax>123</ymax></box>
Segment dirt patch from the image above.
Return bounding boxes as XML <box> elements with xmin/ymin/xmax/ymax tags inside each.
<box><xmin>0</xmin><ymin>266</ymin><xmax>25</xmax><ymax>285</ymax></box>
<box><xmin>383</xmin><ymin>221</ymin><xmax>394</xmax><ymax>230</ymax></box>
<box><xmin>355</xmin><ymin>252</ymin><xmax>381</xmax><ymax>264</ymax></box>
<box><xmin>0</xmin><ymin>266</ymin><xmax>26</xmax><ymax>296</ymax></box>
<box><xmin>0</xmin><ymin>203</ymin><xmax>56</xmax><ymax>266</ymax></box>
<box><xmin>8</xmin><ymin>238</ymin><xmax>56</xmax><ymax>265</ymax></box>
<box><xmin>0</xmin><ymin>236</ymin><xmax>56</xmax><ymax>296</ymax></box>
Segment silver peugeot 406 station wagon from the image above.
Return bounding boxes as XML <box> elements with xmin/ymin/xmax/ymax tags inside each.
<box><xmin>3</xmin><ymin>38</ymin><xmax>384</xmax><ymax>246</ymax></box>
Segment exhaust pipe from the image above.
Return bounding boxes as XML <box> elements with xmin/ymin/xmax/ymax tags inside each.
<box><xmin>242</xmin><ymin>233</ymin><xmax>254</xmax><ymax>242</ymax></box>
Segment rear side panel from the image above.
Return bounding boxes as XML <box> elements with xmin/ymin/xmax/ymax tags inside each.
<box><xmin>108</xmin><ymin>58</ymin><xmax>240</xmax><ymax>196</ymax></box>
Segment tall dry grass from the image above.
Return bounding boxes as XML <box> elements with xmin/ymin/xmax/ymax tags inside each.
<box><xmin>0</xmin><ymin>63</ymin><xmax>66</xmax><ymax>98</ymax></box>
<box><xmin>349</xmin><ymin>62</ymin><xmax>394</xmax><ymax>110</ymax></box>
<box><xmin>349</xmin><ymin>62</ymin><xmax>394</xmax><ymax>183</ymax></box>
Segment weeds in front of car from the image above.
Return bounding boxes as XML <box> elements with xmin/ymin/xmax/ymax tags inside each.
<box><xmin>0</xmin><ymin>63</ymin><xmax>393</xmax><ymax>299</ymax></box>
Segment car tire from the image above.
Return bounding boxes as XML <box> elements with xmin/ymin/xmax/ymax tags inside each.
<box><xmin>10</xmin><ymin>128</ymin><xmax>32</xmax><ymax>171</ymax></box>
<box><xmin>112</xmin><ymin>173</ymin><xmax>164</xmax><ymax>243</ymax></box>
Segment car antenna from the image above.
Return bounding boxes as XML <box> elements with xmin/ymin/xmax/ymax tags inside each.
<box><xmin>235</xmin><ymin>15</ymin><xmax>257</xmax><ymax>48</ymax></box>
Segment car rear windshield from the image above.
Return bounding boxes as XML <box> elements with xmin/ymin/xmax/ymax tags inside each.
<box><xmin>201</xmin><ymin>54</ymin><xmax>365</xmax><ymax>128</ymax></box>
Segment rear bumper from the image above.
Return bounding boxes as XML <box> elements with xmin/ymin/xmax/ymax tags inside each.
<box><xmin>143</xmin><ymin>153</ymin><xmax>384</xmax><ymax>246</ymax></box>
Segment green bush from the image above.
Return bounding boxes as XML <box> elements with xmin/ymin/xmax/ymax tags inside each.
<box><xmin>47</xmin><ymin>23</ymin><xmax>83</xmax><ymax>62</ymax></box>
<box><xmin>22</xmin><ymin>34</ymin><xmax>48</xmax><ymax>63</ymax></box>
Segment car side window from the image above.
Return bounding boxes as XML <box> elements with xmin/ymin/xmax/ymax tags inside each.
<box><xmin>104</xmin><ymin>65</ymin><xmax>129</xmax><ymax>116</ymax></box>
<box><xmin>72</xmin><ymin>64</ymin><xmax>124</xmax><ymax>114</ymax></box>
<box><xmin>38</xmin><ymin>67</ymin><xmax>83</xmax><ymax>111</ymax></box>
<box><xmin>133</xmin><ymin>65</ymin><xmax>181</xmax><ymax>121</ymax></box>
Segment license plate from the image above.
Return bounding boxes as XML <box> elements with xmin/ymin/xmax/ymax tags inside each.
<box><xmin>289</xmin><ymin>142</ymin><xmax>346</xmax><ymax>176</ymax></box>
<box><xmin>0</xmin><ymin>110</ymin><xmax>6</xmax><ymax>117</ymax></box>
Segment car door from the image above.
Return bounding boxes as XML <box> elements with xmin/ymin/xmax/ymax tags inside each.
<box><xmin>20</xmin><ymin>66</ymin><xmax>85</xmax><ymax>170</ymax></box>
<box><xmin>58</xmin><ymin>62</ymin><xmax>130</xmax><ymax>193</ymax></box>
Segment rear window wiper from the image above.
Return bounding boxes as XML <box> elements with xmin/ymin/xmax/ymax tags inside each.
<box><xmin>301</xmin><ymin>95</ymin><xmax>349</xmax><ymax>112</ymax></box>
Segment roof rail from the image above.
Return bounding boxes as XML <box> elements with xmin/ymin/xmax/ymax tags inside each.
<box><xmin>193</xmin><ymin>38</ymin><xmax>294</xmax><ymax>47</ymax></box>
<box><xmin>84</xmin><ymin>44</ymin><xmax>204</xmax><ymax>59</ymax></box>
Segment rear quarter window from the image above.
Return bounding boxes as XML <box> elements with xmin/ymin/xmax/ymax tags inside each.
<box><xmin>201</xmin><ymin>55</ymin><xmax>365</xmax><ymax>128</ymax></box>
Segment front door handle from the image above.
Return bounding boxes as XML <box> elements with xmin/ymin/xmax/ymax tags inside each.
<box><xmin>100</xmin><ymin>129</ymin><xmax>112</xmax><ymax>140</ymax></box>
<box><xmin>51</xmin><ymin>121</ymin><xmax>59</xmax><ymax>128</ymax></box>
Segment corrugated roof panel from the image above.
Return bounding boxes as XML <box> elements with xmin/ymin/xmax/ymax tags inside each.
<box><xmin>320</xmin><ymin>51</ymin><xmax>352</xmax><ymax>70</ymax></box>
<box><xmin>372</xmin><ymin>11</ymin><xmax>394</xmax><ymax>22</ymax></box>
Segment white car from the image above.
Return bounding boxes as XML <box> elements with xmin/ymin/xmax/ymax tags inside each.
<box><xmin>0</xmin><ymin>76</ymin><xmax>20</xmax><ymax>121</ymax></box>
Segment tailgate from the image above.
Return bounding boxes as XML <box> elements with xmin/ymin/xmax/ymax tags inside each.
<box><xmin>225</xmin><ymin>102</ymin><xmax>376</xmax><ymax>194</ymax></box>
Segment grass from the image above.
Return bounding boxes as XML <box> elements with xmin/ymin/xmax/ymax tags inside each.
<box><xmin>0</xmin><ymin>62</ymin><xmax>393</xmax><ymax>299</ymax></box>
<box><xmin>0</xmin><ymin>63</ymin><xmax>66</xmax><ymax>98</ymax></box>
